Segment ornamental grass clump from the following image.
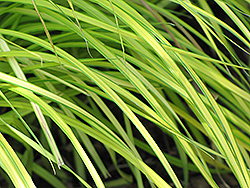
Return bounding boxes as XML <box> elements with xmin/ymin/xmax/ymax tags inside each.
<box><xmin>0</xmin><ymin>0</ymin><xmax>250</xmax><ymax>187</ymax></box>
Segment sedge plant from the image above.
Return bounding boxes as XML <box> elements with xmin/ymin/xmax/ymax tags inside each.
<box><xmin>0</xmin><ymin>0</ymin><xmax>250</xmax><ymax>187</ymax></box>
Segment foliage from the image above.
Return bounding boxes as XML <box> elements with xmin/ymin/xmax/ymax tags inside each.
<box><xmin>0</xmin><ymin>0</ymin><xmax>250</xmax><ymax>187</ymax></box>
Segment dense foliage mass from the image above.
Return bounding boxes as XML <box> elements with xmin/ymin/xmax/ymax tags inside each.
<box><xmin>0</xmin><ymin>0</ymin><xmax>250</xmax><ymax>187</ymax></box>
